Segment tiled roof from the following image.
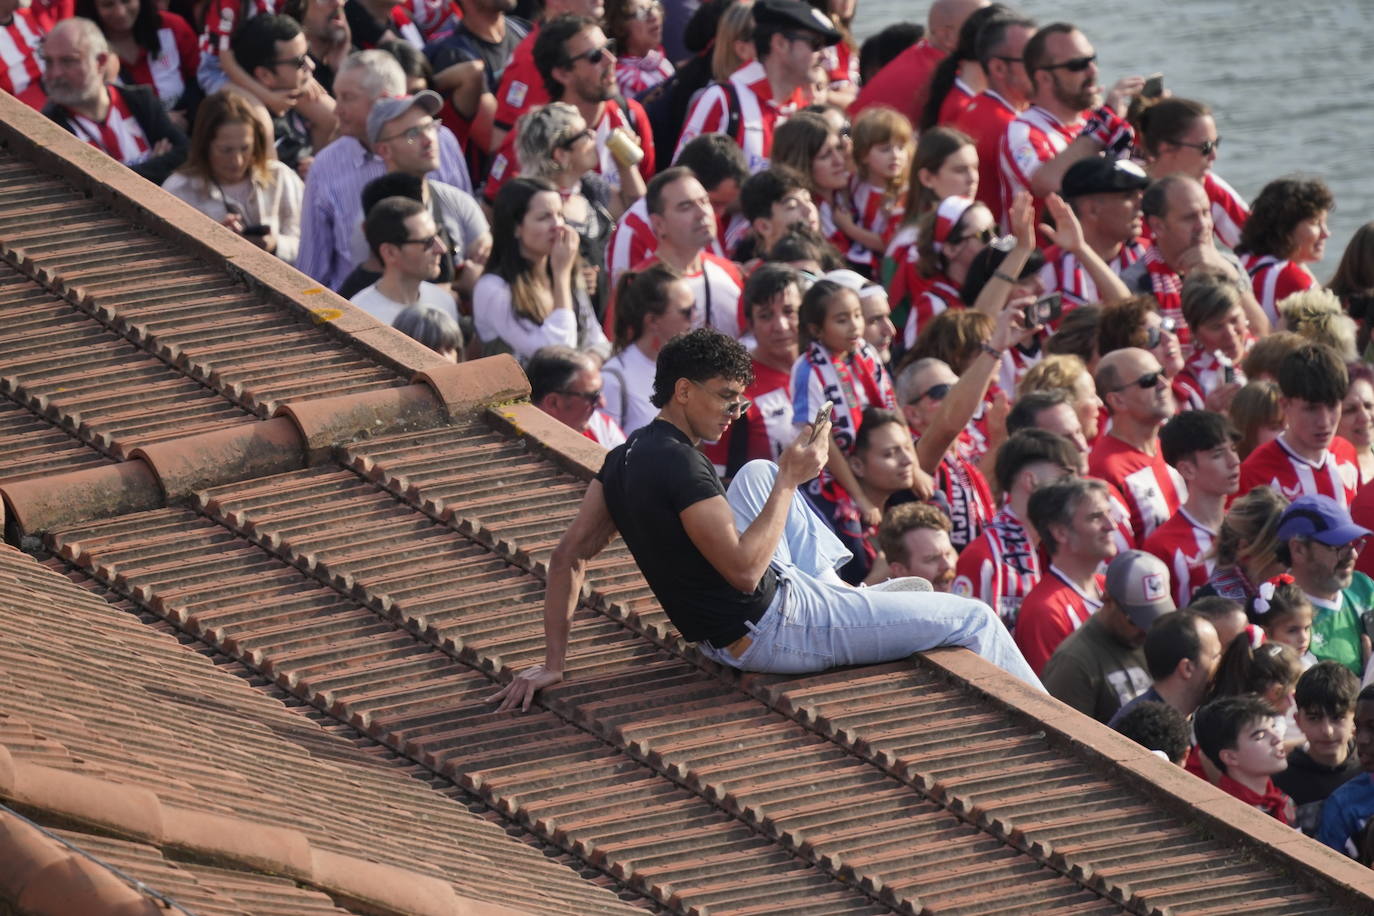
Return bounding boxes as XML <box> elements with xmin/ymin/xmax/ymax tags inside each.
<box><xmin>1</xmin><ymin>91</ymin><xmax>1373</xmax><ymax>916</ymax></box>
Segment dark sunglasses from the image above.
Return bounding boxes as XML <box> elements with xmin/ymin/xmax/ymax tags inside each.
<box><xmin>910</xmin><ymin>382</ymin><xmax>952</xmax><ymax>404</ymax></box>
<box><xmin>400</xmin><ymin>233</ymin><xmax>441</xmax><ymax>248</ymax></box>
<box><xmin>1173</xmin><ymin>137</ymin><xmax>1222</xmax><ymax>157</ymax></box>
<box><xmin>1042</xmin><ymin>54</ymin><xmax>1096</xmax><ymax>72</ymax></box>
<box><xmin>952</xmin><ymin>226</ymin><xmax>995</xmax><ymax>246</ymax></box>
<box><xmin>557</xmin><ymin>127</ymin><xmax>595</xmax><ymax>149</ymax></box>
<box><xmin>1144</xmin><ymin>316</ymin><xmax>1177</xmax><ymax>350</ymax></box>
<box><xmin>783</xmin><ymin>30</ymin><xmax>825</xmax><ymax>51</ymax></box>
<box><xmin>567</xmin><ymin>41</ymin><xmax>614</xmax><ymax>65</ymax></box>
<box><xmin>557</xmin><ymin>388</ymin><xmax>602</xmax><ymax>404</ymax></box>
<box><xmin>1111</xmin><ymin>370</ymin><xmax>1163</xmax><ymax>393</ymax></box>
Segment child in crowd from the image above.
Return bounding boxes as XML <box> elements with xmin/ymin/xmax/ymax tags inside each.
<box><xmin>1276</xmin><ymin>662</ymin><xmax>1362</xmax><ymax>835</ymax></box>
<box><xmin>1195</xmin><ymin>695</ymin><xmax>1296</xmax><ymax>825</ymax></box>
<box><xmin>601</xmin><ymin>264</ymin><xmax>697</xmax><ymax>436</ymax></box>
<box><xmin>1317</xmin><ymin>685</ymin><xmax>1374</xmax><ymax>857</ymax></box>
<box><xmin>1114</xmin><ymin>700</ymin><xmax>1192</xmax><ymax>766</ymax></box>
<box><xmin>835</xmin><ymin>106</ymin><xmax>912</xmax><ymax>273</ymax></box>
<box><xmin>1250</xmin><ymin>575</ymin><xmax>1317</xmax><ymax>668</ymax></box>
<box><xmin>791</xmin><ymin>279</ymin><xmax>896</xmax><ymax>527</ymax></box>
<box><xmin>1208</xmin><ymin>639</ymin><xmax>1303</xmax><ymax>721</ymax></box>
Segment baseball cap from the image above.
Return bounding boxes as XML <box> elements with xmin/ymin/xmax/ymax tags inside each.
<box><xmin>752</xmin><ymin>0</ymin><xmax>842</xmax><ymax>46</ymax></box>
<box><xmin>366</xmin><ymin>90</ymin><xmax>443</xmax><ymax>146</ymax></box>
<box><xmin>1105</xmin><ymin>550</ymin><xmax>1175</xmax><ymax>630</ymax></box>
<box><xmin>1276</xmin><ymin>494</ymin><xmax>1372</xmax><ymax>546</ymax></box>
<box><xmin>1060</xmin><ymin>157</ymin><xmax>1149</xmax><ymax>199</ymax></box>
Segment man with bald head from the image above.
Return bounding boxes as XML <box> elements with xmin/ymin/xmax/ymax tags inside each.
<box><xmin>1120</xmin><ymin>175</ymin><xmax>1269</xmax><ymax>346</ymax></box>
<box><xmin>850</xmin><ymin>0</ymin><xmax>987</xmax><ymax>125</ymax></box>
<box><xmin>42</xmin><ymin>17</ymin><xmax>187</xmax><ymax>183</ymax></box>
<box><xmin>1088</xmin><ymin>347</ymin><xmax>1185</xmax><ymax>546</ymax></box>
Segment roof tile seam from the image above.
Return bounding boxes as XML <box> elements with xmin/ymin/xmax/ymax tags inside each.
<box><xmin>340</xmin><ymin>440</ymin><xmax>1138</xmax><ymax>914</ymax></box>
<box><xmin>0</xmin><ymin>239</ymin><xmax>274</xmax><ymax>422</ymax></box>
<box><xmin>39</xmin><ymin>518</ymin><xmax>659</xmax><ymax>914</ymax></box>
<box><xmin>185</xmin><ymin>473</ymin><xmax>903</xmax><ymax>916</ymax></box>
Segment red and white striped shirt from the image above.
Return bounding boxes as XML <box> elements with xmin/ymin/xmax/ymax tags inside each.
<box><xmin>64</xmin><ymin>85</ymin><xmax>152</xmax><ymax>167</ymax></box>
<box><xmin>201</xmin><ymin>0</ymin><xmax>283</xmax><ymax>56</ymax></box>
<box><xmin>1014</xmin><ymin>565</ymin><xmax>1104</xmax><ymax>675</ymax></box>
<box><xmin>952</xmin><ymin>505</ymin><xmax>1042</xmax><ymax>628</ymax></box>
<box><xmin>675</xmin><ymin>60</ymin><xmax>805</xmax><ymax>171</ymax></box>
<box><xmin>1088</xmin><ymin>433</ymin><xmax>1186</xmax><ymax>543</ymax></box>
<box><xmin>816</xmin><ymin>198</ymin><xmax>852</xmax><ymax>255</ymax></box>
<box><xmin>408</xmin><ymin>0</ymin><xmax>462</xmax><ymax>43</ymax></box>
<box><xmin>27</xmin><ymin>0</ymin><xmax>70</xmax><ymax>31</ymax></box>
<box><xmin>1204</xmin><ymin>171</ymin><xmax>1249</xmax><ymax>250</ymax></box>
<box><xmin>953</xmin><ymin>88</ymin><xmax>1019</xmax><ymax>226</ymax></box>
<box><xmin>119</xmin><ymin>12</ymin><xmax>198</xmax><ymax>109</ymax></box>
<box><xmin>583</xmin><ymin>409</ymin><xmax>627</xmax><ymax>448</ymax></box>
<box><xmin>889</xmin><ymin>248</ymin><xmax>961</xmax><ymax>350</ymax></box>
<box><xmin>615</xmin><ymin>49</ymin><xmax>674</xmax><ymax>99</ymax></box>
<box><xmin>820</xmin><ymin>40</ymin><xmax>857</xmax><ymax>93</ymax></box>
<box><xmin>919</xmin><ymin>428</ymin><xmax>993</xmax><ymax>552</ymax></box>
<box><xmin>0</xmin><ymin>9</ymin><xmax>45</xmax><ymax>110</ymax></box>
<box><xmin>1239</xmin><ymin>435</ymin><xmax>1359</xmax><ymax>509</ymax></box>
<box><xmin>1172</xmin><ymin>346</ymin><xmax>1244</xmax><ymax>413</ymax></box>
<box><xmin>1242</xmin><ymin>254</ymin><xmax>1318</xmax><ymax>326</ymax></box>
<box><xmin>998</xmin><ymin>104</ymin><xmax>1083</xmax><ymax>229</ymax></box>
<box><xmin>1143</xmin><ymin>506</ymin><xmax>1216</xmax><ymax>609</ymax></box>
<box><xmin>845</xmin><ymin>178</ymin><xmax>900</xmax><ymax>267</ymax></box>
<box><xmin>607</xmin><ymin>196</ymin><xmax>655</xmax><ymax>283</ymax></box>
<box><xmin>1038</xmin><ymin>238</ymin><xmax>1146</xmax><ymax>307</ymax></box>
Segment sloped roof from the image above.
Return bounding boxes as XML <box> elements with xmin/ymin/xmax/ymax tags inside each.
<box><xmin>0</xmin><ymin>91</ymin><xmax>1372</xmax><ymax>916</ymax></box>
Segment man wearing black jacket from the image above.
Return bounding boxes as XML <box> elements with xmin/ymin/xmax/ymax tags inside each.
<box><xmin>42</xmin><ymin>17</ymin><xmax>187</xmax><ymax>185</ymax></box>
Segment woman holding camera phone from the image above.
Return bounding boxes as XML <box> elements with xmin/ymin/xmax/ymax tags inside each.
<box><xmin>163</xmin><ymin>91</ymin><xmax>303</xmax><ymax>264</ymax></box>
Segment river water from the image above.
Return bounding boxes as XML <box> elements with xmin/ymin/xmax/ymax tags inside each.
<box><xmin>855</xmin><ymin>0</ymin><xmax>1373</xmax><ymax>272</ymax></box>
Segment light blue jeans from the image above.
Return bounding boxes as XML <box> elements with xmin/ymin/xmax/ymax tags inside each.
<box><xmin>695</xmin><ymin>461</ymin><xmax>1044</xmax><ymax>690</ymax></box>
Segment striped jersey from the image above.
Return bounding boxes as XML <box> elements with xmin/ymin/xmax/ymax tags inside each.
<box><xmin>1239</xmin><ymin>436</ymin><xmax>1359</xmax><ymax>509</ymax></box>
<box><xmin>1143</xmin><ymin>506</ymin><xmax>1217</xmax><ymax>608</ymax></box>
<box><xmin>675</xmin><ymin>60</ymin><xmax>806</xmax><ymax>171</ymax></box>
<box><xmin>952</xmin><ymin>505</ymin><xmax>1042</xmax><ymax>629</ymax></box>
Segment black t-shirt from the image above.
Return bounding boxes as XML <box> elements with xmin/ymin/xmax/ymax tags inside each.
<box><xmin>424</xmin><ymin>17</ymin><xmax>530</xmax><ymax>93</ymax></box>
<box><xmin>597</xmin><ymin>419</ymin><xmax>777</xmax><ymax>647</ymax></box>
<box><xmin>1274</xmin><ymin>744</ymin><xmax>1363</xmax><ymax>835</ymax></box>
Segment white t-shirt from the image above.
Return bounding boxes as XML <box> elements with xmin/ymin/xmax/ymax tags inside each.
<box><xmin>601</xmin><ymin>344</ymin><xmax>658</xmax><ymax>435</ymax></box>
<box><xmin>350</xmin><ymin>280</ymin><xmax>457</xmax><ymax>328</ymax></box>
<box><xmin>472</xmin><ymin>273</ymin><xmax>611</xmax><ymax>365</ymax></box>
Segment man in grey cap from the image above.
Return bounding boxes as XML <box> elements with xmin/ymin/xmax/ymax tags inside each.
<box><xmin>675</xmin><ymin>0</ymin><xmax>840</xmax><ymax>169</ymax></box>
<box><xmin>1043</xmin><ymin>549</ymin><xmax>1174</xmax><ymax>722</ymax></box>
<box><xmin>1040</xmin><ymin>157</ymin><xmax>1147</xmax><ymax>307</ymax></box>
<box><xmin>1276</xmin><ymin>494</ymin><xmax>1374</xmax><ymax>676</ymax></box>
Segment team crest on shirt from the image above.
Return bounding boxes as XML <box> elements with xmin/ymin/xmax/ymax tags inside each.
<box><xmin>506</xmin><ymin>81</ymin><xmax>528</xmax><ymax>108</ymax></box>
<box><xmin>1143</xmin><ymin>573</ymin><xmax>1166</xmax><ymax>602</ymax></box>
<box><xmin>1279</xmin><ymin>480</ymin><xmax>1304</xmax><ymax>501</ymax></box>
<box><xmin>951</xmin><ymin>576</ymin><xmax>973</xmax><ymax>598</ymax></box>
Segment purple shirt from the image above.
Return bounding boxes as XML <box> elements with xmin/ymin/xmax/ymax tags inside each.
<box><xmin>297</xmin><ymin>127</ymin><xmax>472</xmax><ymax>290</ymax></box>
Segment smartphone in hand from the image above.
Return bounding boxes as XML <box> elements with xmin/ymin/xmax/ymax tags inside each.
<box><xmin>809</xmin><ymin>401</ymin><xmax>834</xmax><ymax>443</ymax></box>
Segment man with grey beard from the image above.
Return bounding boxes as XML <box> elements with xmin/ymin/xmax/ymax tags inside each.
<box><xmin>41</xmin><ymin>17</ymin><xmax>186</xmax><ymax>184</ymax></box>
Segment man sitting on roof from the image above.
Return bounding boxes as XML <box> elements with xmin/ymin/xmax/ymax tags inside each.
<box><xmin>492</xmin><ymin>328</ymin><xmax>1041</xmax><ymax>712</ymax></box>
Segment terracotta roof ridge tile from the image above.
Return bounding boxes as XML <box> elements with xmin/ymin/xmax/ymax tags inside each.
<box><xmin>0</xmin><ymin>753</ymin><xmax>536</xmax><ymax>915</ymax></box>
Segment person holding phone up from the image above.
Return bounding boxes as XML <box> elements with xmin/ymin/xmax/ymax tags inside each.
<box><xmin>491</xmin><ymin>327</ymin><xmax>1042</xmax><ymax>713</ymax></box>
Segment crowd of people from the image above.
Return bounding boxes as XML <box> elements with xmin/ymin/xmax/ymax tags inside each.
<box><xmin>13</xmin><ymin>0</ymin><xmax>1374</xmax><ymax>865</ymax></box>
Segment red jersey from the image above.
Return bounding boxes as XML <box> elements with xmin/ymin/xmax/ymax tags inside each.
<box><xmin>677</xmin><ymin>60</ymin><xmax>805</xmax><ymax>171</ymax></box>
<box><xmin>119</xmin><ymin>12</ymin><xmax>199</xmax><ymax>108</ymax></box>
<box><xmin>819</xmin><ymin>40</ymin><xmax>858</xmax><ymax>92</ymax></box>
<box><xmin>606</xmin><ymin>196</ymin><xmax>655</xmax><ymax>283</ymax></box>
<box><xmin>1242</xmin><ymin>254</ymin><xmax>1317</xmax><ymax>326</ymax></box>
<box><xmin>702</xmin><ymin>357</ymin><xmax>793</xmax><ymax>475</ymax></box>
<box><xmin>952</xmin><ymin>505</ymin><xmax>1042</xmax><ymax>628</ymax></box>
<box><xmin>952</xmin><ymin>89</ymin><xmax>1019</xmax><ymax>224</ymax></box>
<box><xmin>492</xmin><ymin>26</ymin><xmax>543</xmax><ymax>131</ymax></box>
<box><xmin>64</xmin><ymin>85</ymin><xmax>151</xmax><ymax>166</ymax></box>
<box><xmin>0</xmin><ymin>8</ymin><xmax>45</xmax><ymax>109</ymax></box>
<box><xmin>1038</xmin><ymin>238</ymin><xmax>1145</xmax><ymax>307</ymax></box>
<box><xmin>583</xmin><ymin>409</ymin><xmax>626</xmax><ymax>448</ymax></box>
<box><xmin>1172</xmin><ymin>347</ymin><xmax>1243</xmax><ymax>413</ymax></box>
<box><xmin>998</xmin><ymin>104</ymin><xmax>1083</xmax><ymax>229</ymax></box>
<box><xmin>201</xmin><ymin>0</ymin><xmax>283</xmax><ymax>56</ymax></box>
<box><xmin>936</xmin><ymin>77</ymin><xmax>975</xmax><ymax>126</ymax></box>
<box><xmin>1014</xmin><ymin>565</ymin><xmax>1105</xmax><ymax>675</ymax></box>
<box><xmin>1239</xmin><ymin>436</ymin><xmax>1359</xmax><ymax>509</ymax></box>
<box><xmin>1143</xmin><ymin>507</ymin><xmax>1217</xmax><ymax>608</ymax></box>
<box><xmin>845</xmin><ymin>178</ymin><xmax>900</xmax><ymax>267</ymax></box>
<box><xmin>919</xmin><ymin>428</ymin><xmax>993</xmax><ymax>552</ymax></box>
<box><xmin>615</xmin><ymin>49</ymin><xmax>673</xmax><ymax>98</ymax></box>
<box><xmin>886</xmin><ymin>243</ymin><xmax>960</xmax><ymax>350</ymax></box>
<box><xmin>1352</xmin><ymin>480</ymin><xmax>1374</xmax><ymax>581</ymax></box>
<box><xmin>816</xmin><ymin>198</ymin><xmax>853</xmax><ymax>255</ymax></box>
<box><xmin>1088</xmin><ymin>433</ymin><xmax>1185</xmax><ymax>543</ymax></box>
<box><xmin>1137</xmin><ymin>171</ymin><xmax>1249</xmax><ymax>251</ymax></box>
<box><xmin>26</xmin><ymin>0</ymin><xmax>70</xmax><ymax>31</ymax></box>
<box><xmin>849</xmin><ymin>38</ymin><xmax>944</xmax><ymax>126</ymax></box>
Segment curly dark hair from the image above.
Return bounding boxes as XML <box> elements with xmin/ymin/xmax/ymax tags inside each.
<box><xmin>1095</xmin><ymin>295</ymin><xmax>1158</xmax><ymax>356</ymax></box>
<box><xmin>650</xmin><ymin>328</ymin><xmax>753</xmax><ymax>408</ymax></box>
<box><xmin>1113</xmin><ymin>701</ymin><xmax>1192</xmax><ymax>765</ymax></box>
<box><xmin>1236</xmin><ymin>177</ymin><xmax>1334</xmax><ymax>259</ymax></box>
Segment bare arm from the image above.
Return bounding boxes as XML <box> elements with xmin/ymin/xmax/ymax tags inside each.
<box><xmin>490</xmin><ymin>479</ymin><xmax>619</xmax><ymax>711</ymax></box>
<box><xmin>1038</xmin><ymin>193</ymin><xmax>1129</xmax><ymax>302</ymax></box>
<box><xmin>680</xmin><ymin>420</ymin><xmax>831</xmax><ymax>592</ymax></box>
<box><xmin>971</xmin><ymin>191</ymin><xmax>1035</xmax><ymax>318</ymax></box>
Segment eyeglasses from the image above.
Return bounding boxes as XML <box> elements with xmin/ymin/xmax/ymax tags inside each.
<box><xmin>567</xmin><ymin>41</ymin><xmax>615</xmax><ymax>65</ymax></box>
<box><xmin>628</xmin><ymin>1</ymin><xmax>663</xmax><ymax>20</ymax></box>
<box><xmin>1172</xmin><ymin>137</ymin><xmax>1222</xmax><ymax>157</ymax></box>
<box><xmin>1041</xmin><ymin>54</ymin><xmax>1096</xmax><ymax>72</ymax></box>
<box><xmin>1144</xmin><ymin>316</ymin><xmax>1177</xmax><ymax>349</ymax></box>
<box><xmin>952</xmin><ymin>226</ymin><xmax>995</xmax><ymax>246</ymax></box>
<box><xmin>910</xmin><ymin>382</ymin><xmax>952</xmax><ymax>404</ymax></box>
<box><xmin>273</xmin><ymin>54</ymin><xmax>313</xmax><ymax>71</ymax></box>
<box><xmin>557</xmin><ymin>388</ymin><xmax>602</xmax><ymax>404</ymax></box>
<box><xmin>399</xmin><ymin>233</ymin><xmax>442</xmax><ymax>249</ymax></box>
<box><xmin>377</xmin><ymin>120</ymin><xmax>438</xmax><ymax>145</ymax></box>
<box><xmin>689</xmin><ymin>379</ymin><xmax>752</xmax><ymax>416</ymax></box>
<box><xmin>1110</xmin><ymin>370</ymin><xmax>1163</xmax><ymax>393</ymax></box>
<box><xmin>1308</xmin><ymin>536</ymin><xmax>1367</xmax><ymax>557</ymax></box>
<box><xmin>992</xmin><ymin>55</ymin><xmax>1023</xmax><ymax>65</ymax></box>
<box><xmin>557</xmin><ymin>127</ymin><xmax>595</xmax><ymax>149</ymax></box>
<box><xmin>783</xmin><ymin>30</ymin><xmax>825</xmax><ymax>51</ymax></box>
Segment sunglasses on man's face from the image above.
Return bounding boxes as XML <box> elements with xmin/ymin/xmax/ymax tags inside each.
<box><xmin>1042</xmin><ymin>54</ymin><xmax>1096</xmax><ymax>72</ymax></box>
<box><xmin>910</xmin><ymin>382</ymin><xmax>952</xmax><ymax>404</ymax></box>
<box><xmin>567</xmin><ymin>41</ymin><xmax>615</xmax><ymax>66</ymax></box>
<box><xmin>1112</xmin><ymin>370</ymin><xmax>1162</xmax><ymax>393</ymax></box>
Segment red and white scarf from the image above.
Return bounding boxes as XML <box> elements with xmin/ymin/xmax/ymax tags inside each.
<box><xmin>1142</xmin><ymin>244</ymin><xmax>1186</xmax><ymax>340</ymax></box>
<box><xmin>802</xmin><ymin>338</ymin><xmax>896</xmax><ymax>454</ymax></box>
<box><xmin>66</xmin><ymin>84</ymin><xmax>150</xmax><ymax>165</ymax></box>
